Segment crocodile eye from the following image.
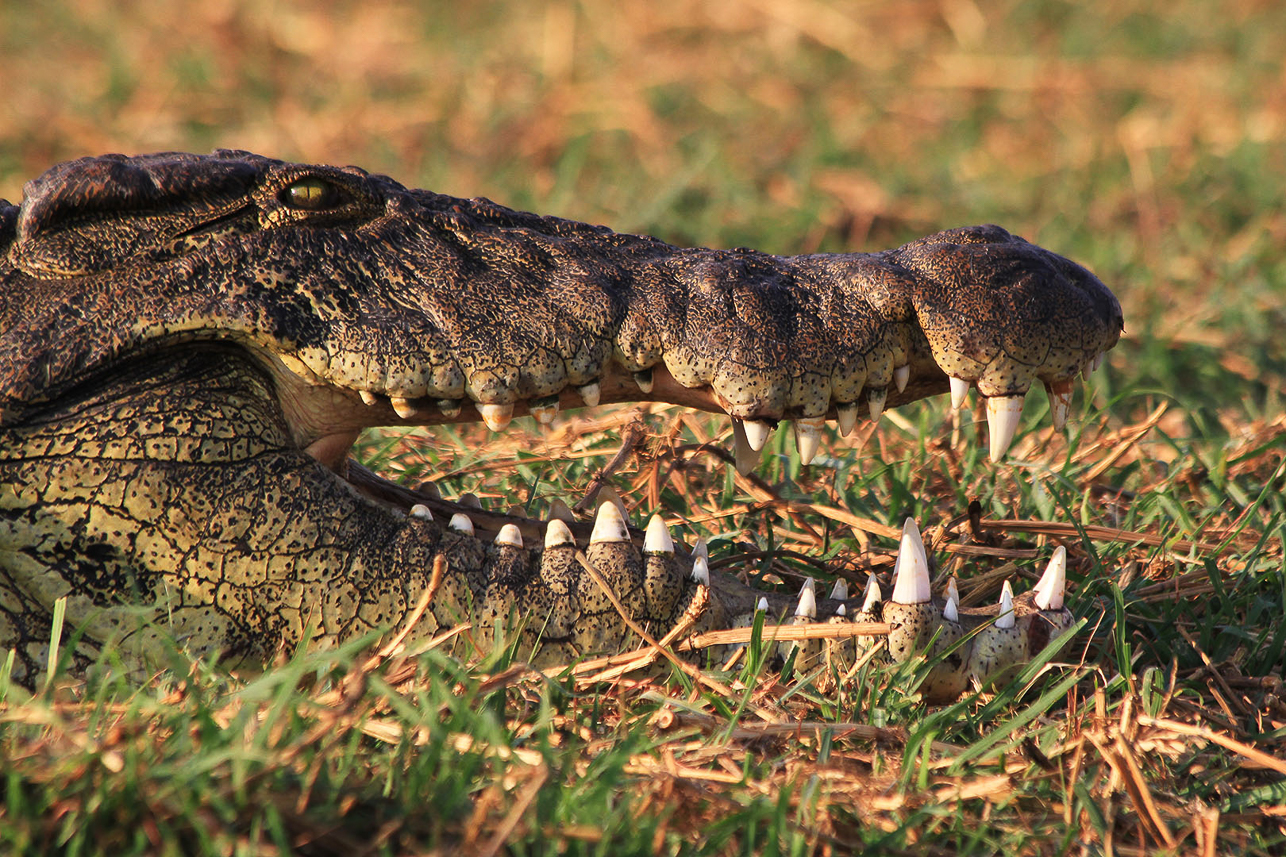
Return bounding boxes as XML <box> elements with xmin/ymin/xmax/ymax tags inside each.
<box><xmin>282</xmin><ymin>177</ymin><xmax>340</xmax><ymax>211</ymax></box>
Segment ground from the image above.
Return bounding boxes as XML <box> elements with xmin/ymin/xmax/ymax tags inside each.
<box><xmin>0</xmin><ymin>1</ymin><xmax>1284</xmax><ymax>854</ymax></box>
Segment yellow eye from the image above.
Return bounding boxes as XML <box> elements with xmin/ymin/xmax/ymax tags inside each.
<box><xmin>282</xmin><ymin>177</ymin><xmax>339</xmax><ymax>211</ymax></box>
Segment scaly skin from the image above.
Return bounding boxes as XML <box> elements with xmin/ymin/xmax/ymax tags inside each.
<box><xmin>0</xmin><ymin>151</ymin><xmax>1121</xmax><ymax>691</ymax></box>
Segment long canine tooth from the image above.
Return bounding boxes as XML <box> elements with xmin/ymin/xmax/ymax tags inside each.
<box><xmin>634</xmin><ymin>369</ymin><xmax>654</xmax><ymax>393</ymax></box>
<box><xmin>448</xmin><ymin>513</ymin><xmax>474</xmax><ymax>535</ymax></box>
<box><xmin>1033</xmin><ymin>546</ymin><xmax>1067</xmax><ymax>611</ymax></box>
<box><xmin>949</xmin><ymin>376</ymin><xmax>971</xmax><ymax>409</ymax></box>
<box><xmin>996</xmin><ymin>580</ymin><xmax>1016</xmax><ymax>629</ymax></box>
<box><xmin>829</xmin><ymin>579</ymin><xmax>849</xmax><ymax>601</ymax></box>
<box><xmin>742</xmin><ymin>418</ymin><xmax>772</xmax><ymax>452</ymax></box>
<box><xmin>731</xmin><ymin>419</ymin><xmax>758</xmax><ymax>476</ymax></box>
<box><xmin>868</xmin><ymin>387</ymin><xmax>887</xmax><ymax>422</ymax></box>
<box><xmin>693</xmin><ymin>538</ymin><xmax>709</xmax><ymax>561</ymax></box>
<box><xmin>544</xmin><ymin>518</ymin><xmax>575</xmax><ymax>549</ymax></box>
<box><xmin>391</xmin><ymin>396</ymin><xmax>417</xmax><ymax>419</ymax></box>
<box><xmin>891</xmin><ymin>518</ymin><xmax>932</xmax><ymax>605</ymax></box>
<box><xmin>794</xmin><ymin>417</ymin><xmax>824</xmax><ymax>465</ymax></box>
<box><xmin>691</xmin><ymin>555</ymin><xmax>711</xmax><ymax>586</ymax></box>
<box><xmin>495</xmin><ymin>524</ymin><xmax>523</xmax><ymax>548</ymax></box>
<box><xmin>409</xmin><ymin>504</ymin><xmax>433</xmax><ymax>521</ymax></box>
<box><xmin>547</xmin><ymin>498</ymin><xmax>575</xmax><ymax>522</ymax></box>
<box><xmin>894</xmin><ymin>364</ymin><xmax>910</xmax><ymax>393</ymax></box>
<box><xmin>836</xmin><ymin>603</ymin><xmax>848</xmax><ymax>617</ymax></box>
<box><xmin>589</xmin><ymin>501</ymin><xmax>629</xmax><ymax>544</ymax></box>
<box><xmin>644</xmin><ymin>514</ymin><xmax>674</xmax><ymax>554</ymax></box>
<box><xmin>985</xmin><ymin>395</ymin><xmax>1025</xmax><ymax>461</ymax></box>
<box><xmin>795</xmin><ymin>578</ymin><xmax>818</xmax><ymax>619</ymax></box>
<box><xmin>360</xmin><ymin>390</ymin><xmax>379</xmax><ymax>406</ymax></box>
<box><xmin>861</xmin><ymin>572</ymin><xmax>882</xmax><ymax>612</ymax></box>
<box><xmin>478</xmin><ymin>402</ymin><xmax>514</xmax><ymax>432</ymax></box>
<box><xmin>756</xmin><ymin>596</ymin><xmax>769</xmax><ymax>613</ymax></box>
<box><xmin>1044</xmin><ymin>379</ymin><xmax>1073</xmax><ymax>432</ymax></box>
<box><xmin>944</xmin><ymin>577</ymin><xmax>959</xmax><ymax>622</ymax></box>
<box><xmin>578</xmin><ymin>382</ymin><xmax>601</xmax><ymax>407</ymax></box>
<box><xmin>835</xmin><ymin>402</ymin><xmax>858</xmax><ymax>437</ymax></box>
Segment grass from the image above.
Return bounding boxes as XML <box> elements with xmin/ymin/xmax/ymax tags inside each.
<box><xmin>2</xmin><ymin>0</ymin><xmax>1285</xmax><ymax>853</ymax></box>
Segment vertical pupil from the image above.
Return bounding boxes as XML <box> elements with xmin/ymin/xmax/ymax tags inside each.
<box><xmin>289</xmin><ymin>179</ymin><xmax>330</xmax><ymax>209</ymax></box>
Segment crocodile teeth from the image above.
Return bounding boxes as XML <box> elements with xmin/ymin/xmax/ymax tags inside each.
<box><xmin>436</xmin><ymin>399</ymin><xmax>462</xmax><ymax>418</ymax></box>
<box><xmin>578</xmin><ymin>382</ymin><xmax>601</xmax><ymax>407</ymax></box>
<box><xmin>589</xmin><ymin>501</ymin><xmax>629</xmax><ymax>544</ymax></box>
<box><xmin>794</xmin><ymin>417</ymin><xmax>824</xmax><ymax>465</ymax></box>
<box><xmin>949</xmin><ymin>376</ymin><xmax>971</xmax><ymax>409</ymax></box>
<box><xmin>742</xmin><ymin>418</ymin><xmax>772</xmax><ymax>452</ymax></box>
<box><xmin>644</xmin><ymin>514</ymin><xmax>674</xmax><ymax>554</ymax></box>
<box><xmin>944</xmin><ymin>577</ymin><xmax>959</xmax><ymax>622</ymax></box>
<box><xmin>495</xmin><ymin>524</ymin><xmax>523</xmax><ymax>548</ymax></box>
<box><xmin>634</xmin><ymin>369</ymin><xmax>653</xmax><ymax>393</ymax></box>
<box><xmin>692</xmin><ymin>537</ymin><xmax>709</xmax><ymax>562</ymax></box>
<box><xmin>360</xmin><ymin>390</ymin><xmax>379</xmax><ymax>406</ymax></box>
<box><xmin>861</xmin><ymin>572</ymin><xmax>882</xmax><ymax>612</ymax></box>
<box><xmin>391</xmin><ymin>396</ymin><xmax>418</xmax><ymax>419</ymax></box>
<box><xmin>459</xmin><ymin>493</ymin><xmax>482</xmax><ymax>509</ymax></box>
<box><xmin>530</xmin><ymin>397</ymin><xmax>560</xmax><ymax>425</ymax></box>
<box><xmin>1044</xmin><ymin>379</ymin><xmax>1074</xmax><ymax>432</ymax></box>
<box><xmin>756</xmin><ymin>596</ymin><xmax>769</xmax><ymax>613</ymax></box>
<box><xmin>836</xmin><ymin>603</ymin><xmax>848</xmax><ymax>617</ymax></box>
<box><xmin>996</xmin><ymin>580</ymin><xmax>1016</xmax><ymax>629</ymax></box>
<box><xmin>835</xmin><ymin>402</ymin><xmax>858</xmax><ymax>437</ymax></box>
<box><xmin>891</xmin><ymin>518</ymin><xmax>931</xmax><ymax>605</ymax></box>
<box><xmin>795</xmin><ymin>578</ymin><xmax>818</xmax><ymax>619</ymax></box>
<box><xmin>478</xmin><ymin>402</ymin><xmax>514</xmax><ymax>432</ymax></box>
<box><xmin>829</xmin><ymin>578</ymin><xmax>849</xmax><ymax>601</ymax></box>
<box><xmin>547</xmin><ymin>498</ymin><xmax>575</xmax><ymax>523</ymax></box>
<box><xmin>409</xmin><ymin>504</ymin><xmax>433</xmax><ymax>521</ymax></box>
<box><xmin>691</xmin><ymin>555</ymin><xmax>711</xmax><ymax>586</ymax></box>
<box><xmin>1091</xmin><ymin>353</ymin><xmax>1104</xmax><ymax>372</ymax></box>
<box><xmin>985</xmin><ymin>395</ymin><xmax>1024</xmax><ymax>461</ymax></box>
<box><xmin>1033</xmin><ymin>546</ymin><xmax>1067</xmax><ymax>611</ymax></box>
<box><xmin>731</xmin><ymin>419</ymin><xmax>758</xmax><ymax>476</ymax></box>
<box><xmin>868</xmin><ymin>387</ymin><xmax>887</xmax><ymax>423</ymax></box>
<box><xmin>544</xmin><ymin>518</ymin><xmax>575</xmax><ymax>549</ymax></box>
<box><xmin>448</xmin><ymin>513</ymin><xmax>474</xmax><ymax>535</ymax></box>
<box><xmin>894</xmin><ymin>364</ymin><xmax>910</xmax><ymax>393</ymax></box>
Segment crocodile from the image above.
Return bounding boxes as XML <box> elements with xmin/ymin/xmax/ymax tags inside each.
<box><xmin>0</xmin><ymin>151</ymin><xmax>1121</xmax><ymax>698</ymax></box>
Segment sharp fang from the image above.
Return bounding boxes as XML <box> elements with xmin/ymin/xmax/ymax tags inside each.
<box><xmin>1033</xmin><ymin>545</ymin><xmax>1067</xmax><ymax>611</ymax></box>
<box><xmin>578</xmin><ymin>382</ymin><xmax>601</xmax><ymax>407</ymax></box>
<box><xmin>756</xmin><ymin>596</ymin><xmax>769</xmax><ymax>613</ymax></box>
<box><xmin>459</xmin><ymin>493</ymin><xmax>482</xmax><ymax>509</ymax></box>
<box><xmin>836</xmin><ymin>604</ymin><xmax>847</xmax><ymax>617</ymax></box>
<box><xmin>391</xmin><ymin>396</ymin><xmax>417</xmax><ymax>419</ymax></box>
<box><xmin>835</xmin><ymin>402</ymin><xmax>858</xmax><ymax>437</ymax></box>
<box><xmin>478</xmin><ymin>402</ymin><xmax>514</xmax><ymax>432</ymax></box>
<box><xmin>949</xmin><ymin>376</ymin><xmax>971</xmax><ymax>410</ymax></box>
<box><xmin>415</xmin><ymin>480</ymin><xmax>442</xmax><ymax>501</ymax></box>
<box><xmin>742</xmin><ymin>418</ymin><xmax>772</xmax><ymax>452</ymax></box>
<box><xmin>731</xmin><ymin>419</ymin><xmax>758</xmax><ymax>476</ymax></box>
<box><xmin>360</xmin><ymin>390</ymin><xmax>379</xmax><ymax>406</ymax></box>
<box><xmin>794</xmin><ymin>417</ymin><xmax>824</xmax><ymax>465</ymax></box>
<box><xmin>409</xmin><ymin>504</ymin><xmax>433</xmax><ymax>521</ymax></box>
<box><xmin>1044</xmin><ymin>379</ymin><xmax>1073</xmax><ymax>432</ymax></box>
<box><xmin>634</xmin><ymin>370</ymin><xmax>654</xmax><ymax>393</ymax></box>
<box><xmin>1091</xmin><ymin>353</ymin><xmax>1104</xmax><ymax>372</ymax></box>
<box><xmin>891</xmin><ymin>518</ymin><xmax>932</xmax><ymax>605</ymax></box>
<box><xmin>589</xmin><ymin>500</ymin><xmax>629</xmax><ymax>544</ymax></box>
<box><xmin>693</xmin><ymin>538</ymin><xmax>709</xmax><ymax>561</ymax></box>
<box><xmin>530</xmin><ymin>399</ymin><xmax>560</xmax><ymax>425</ymax></box>
<box><xmin>829</xmin><ymin>578</ymin><xmax>849</xmax><ymax>601</ymax></box>
<box><xmin>437</xmin><ymin>399</ymin><xmax>462</xmax><ymax>418</ymax></box>
<box><xmin>495</xmin><ymin>524</ymin><xmax>523</xmax><ymax>548</ymax></box>
<box><xmin>944</xmin><ymin>577</ymin><xmax>959</xmax><ymax>622</ymax></box>
<box><xmin>448</xmin><ymin>513</ymin><xmax>474</xmax><ymax>535</ymax></box>
<box><xmin>985</xmin><ymin>394</ymin><xmax>1025</xmax><ymax>461</ymax></box>
<box><xmin>795</xmin><ymin>578</ymin><xmax>818</xmax><ymax>619</ymax></box>
<box><xmin>644</xmin><ymin>514</ymin><xmax>674</xmax><ymax>554</ymax></box>
<box><xmin>996</xmin><ymin>580</ymin><xmax>1016</xmax><ymax>629</ymax></box>
<box><xmin>894</xmin><ymin>364</ymin><xmax>910</xmax><ymax>393</ymax></box>
<box><xmin>868</xmin><ymin>387</ymin><xmax>887</xmax><ymax>422</ymax></box>
<box><xmin>691</xmin><ymin>556</ymin><xmax>711</xmax><ymax>586</ymax></box>
<box><xmin>861</xmin><ymin>573</ymin><xmax>882</xmax><ymax>612</ymax></box>
<box><xmin>544</xmin><ymin>518</ymin><xmax>575</xmax><ymax>549</ymax></box>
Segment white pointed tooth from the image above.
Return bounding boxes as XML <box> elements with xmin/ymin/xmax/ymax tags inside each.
<box><xmin>985</xmin><ymin>395</ymin><xmax>1025</xmax><ymax>461</ymax></box>
<box><xmin>1044</xmin><ymin>380</ymin><xmax>1073</xmax><ymax>432</ymax></box>
<box><xmin>836</xmin><ymin>604</ymin><xmax>847</xmax><ymax>617</ymax></box>
<box><xmin>459</xmin><ymin>493</ymin><xmax>482</xmax><ymax>509</ymax></box>
<box><xmin>578</xmin><ymin>382</ymin><xmax>601</xmax><ymax>407</ymax></box>
<box><xmin>409</xmin><ymin>504</ymin><xmax>433</xmax><ymax>521</ymax></box>
<box><xmin>448</xmin><ymin>513</ymin><xmax>474</xmax><ymax>535</ymax></box>
<box><xmin>589</xmin><ymin>500</ymin><xmax>629</xmax><ymax>544</ymax></box>
<box><xmin>634</xmin><ymin>370</ymin><xmax>654</xmax><ymax>393</ymax></box>
<box><xmin>1033</xmin><ymin>546</ymin><xmax>1067</xmax><ymax>611</ymax></box>
<box><xmin>795</xmin><ymin>578</ymin><xmax>818</xmax><ymax>619</ymax></box>
<box><xmin>861</xmin><ymin>572</ymin><xmax>882</xmax><ymax>613</ymax></box>
<box><xmin>693</xmin><ymin>538</ymin><xmax>709</xmax><ymax>561</ymax></box>
<box><xmin>547</xmin><ymin>498</ymin><xmax>574</xmax><ymax>523</ymax></box>
<box><xmin>742</xmin><ymin>418</ymin><xmax>772</xmax><ymax>452</ymax></box>
<box><xmin>996</xmin><ymin>580</ymin><xmax>1016</xmax><ymax>629</ymax></box>
<box><xmin>894</xmin><ymin>364</ymin><xmax>910</xmax><ymax>393</ymax></box>
<box><xmin>835</xmin><ymin>402</ymin><xmax>858</xmax><ymax>437</ymax></box>
<box><xmin>949</xmin><ymin>376</ymin><xmax>971</xmax><ymax>409</ymax></box>
<box><xmin>691</xmin><ymin>555</ymin><xmax>711</xmax><ymax>586</ymax></box>
<box><xmin>891</xmin><ymin>518</ymin><xmax>932</xmax><ymax>605</ymax></box>
<box><xmin>391</xmin><ymin>396</ymin><xmax>417</xmax><ymax>419</ymax></box>
<box><xmin>644</xmin><ymin>514</ymin><xmax>674</xmax><ymax>554</ymax></box>
<box><xmin>478</xmin><ymin>402</ymin><xmax>514</xmax><ymax>432</ymax></box>
<box><xmin>731</xmin><ymin>419</ymin><xmax>758</xmax><ymax>476</ymax></box>
<box><xmin>360</xmin><ymin>390</ymin><xmax>379</xmax><ymax>406</ymax></box>
<box><xmin>794</xmin><ymin>417</ymin><xmax>824</xmax><ymax>465</ymax></box>
<box><xmin>1091</xmin><ymin>353</ymin><xmax>1104</xmax><ymax>372</ymax></box>
<box><xmin>756</xmin><ymin>596</ymin><xmax>769</xmax><ymax>613</ymax></box>
<box><xmin>495</xmin><ymin>524</ymin><xmax>523</xmax><ymax>548</ymax></box>
<box><xmin>544</xmin><ymin>518</ymin><xmax>575</xmax><ymax>549</ymax></box>
<box><xmin>868</xmin><ymin>387</ymin><xmax>887</xmax><ymax>422</ymax></box>
<box><xmin>829</xmin><ymin>578</ymin><xmax>849</xmax><ymax>601</ymax></box>
<box><xmin>596</xmin><ymin>485</ymin><xmax>629</xmax><ymax>522</ymax></box>
<box><xmin>436</xmin><ymin>399</ymin><xmax>462</xmax><ymax>418</ymax></box>
<box><xmin>944</xmin><ymin>577</ymin><xmax>959</xmax><ymax>623</ymax></box>
<box><xmin>415</xmin><ymin>480</ymin><xmax>442</xmax><ymax>501</ymax></box>
<box><xmin>530</xmin><ymin>399</ymin><xmax>560</xmax><ymax>425</ymax></box>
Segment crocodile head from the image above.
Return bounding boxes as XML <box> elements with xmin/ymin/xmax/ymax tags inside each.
<box><xmin>0</xmin><ymin>151</ymin><xmax>1121</xmax><ymax>698</ymax></box>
